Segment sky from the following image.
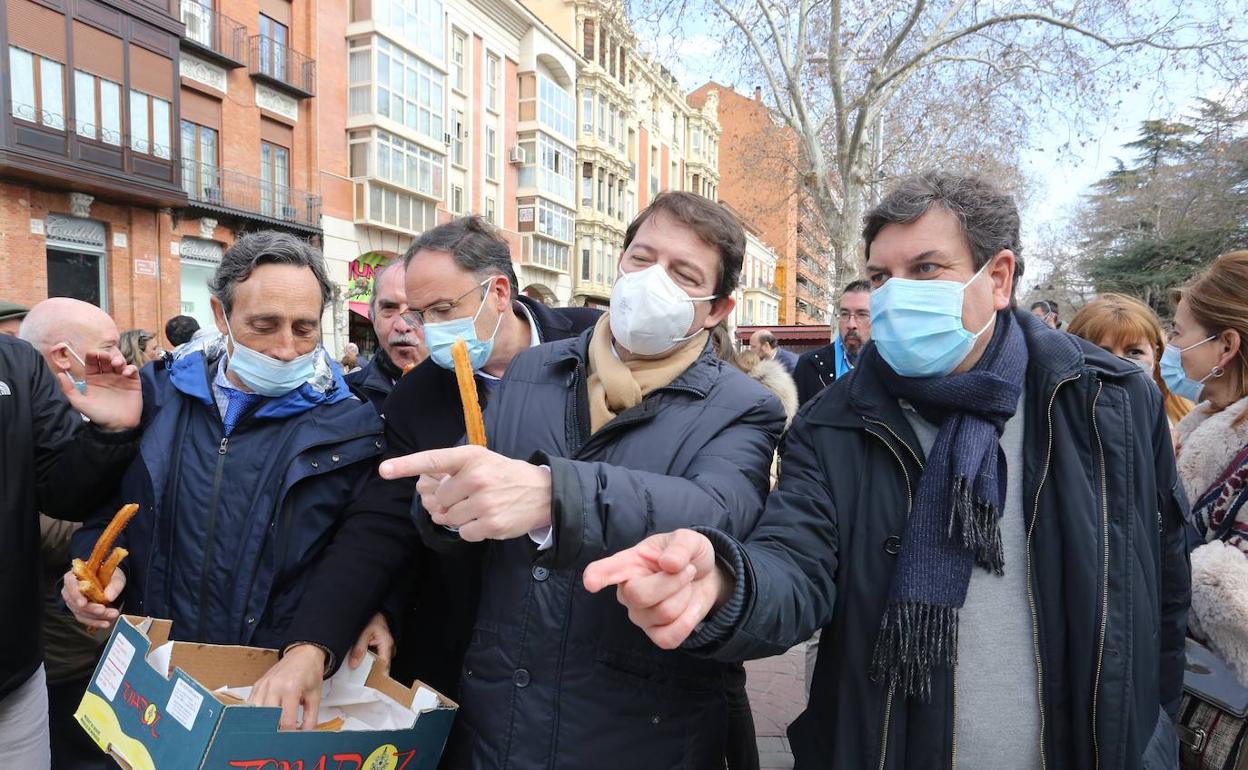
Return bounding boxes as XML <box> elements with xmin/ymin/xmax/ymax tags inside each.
<box><xmin>635</xmin><ymin>13</ymin><xmax>1242</xmax><ymax>287</ymax></box>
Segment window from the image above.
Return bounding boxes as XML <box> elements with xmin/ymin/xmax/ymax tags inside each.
<box><xmin>596</xmin><ymin>168</ymin><xmax>605</xmax><ymax>212</ymax></box>
<box><xmin>597</xmin><ymin>94</ymin><xmax>605</xmax><ymax>140</ymax></box>
<box><xmin>180</xmin><ymin>120</ymin><xmax>219</xmax><ymax>199</ymax></box>
<box><xmin>594</xmin><ymin>239</ymin><xmax>604</xmax><ymax>284</ymax></box>
<box><xmin>521</xmin><ymin>133</ymin><xmax>574</xmax><ymax>202</ymax></box>
<box><xmin>372</xmin><ymin>130</ymin><xmax>444</xmax><ymax>196</ymax></box>
<box><xmin>485</xmin><ymin>125</ymin><xmax>497</xmax><ymax>180</ymax></box>
<box><xmin>8</xmin><ymin>47</ymin><xmax>65</xmax><ymax>129</ymax></box>
<box><xmin>692</xmin><ymin>126</ymin><xmax>702</xmax><ymax>156</ymax></box>
<box><xmin>580</xmin><ymin>237</ymin><xmax>591</xmax><ymax>281</ymax></box>
<box><xmin>451</xmin><ymin>109</ymin><xmax>465</xmax><ymax>167</ymax></box>
<box><xmin>376</xmin><ymin>0</ymin><xmax>444</xmax><ymax>60</ymax></box>
<box><xmin>530</xmin><ymin>236</ymin><xmax>569</xmax><ymax>273</ymax></box>
<box><xmin>73</xmin><ymin>71</ymin><xmax>122</xmax><ymax>145</ymax></box>
<box><xmin>606</xmin><ymin>173</ymin><xmax>615</xmax><ymax>217</ymax></box>
<box><xmin>538</xmin><ymin>76</ymin><xmax>574</xmax><ymax>140</ymax></box>
<box><xmin>485</xmin><ymin>195</ymin><xmax>496</xmax><ymax>224</ymax></box>
<box><xmin>348</xmin><ymin>46</ymin><xmax>371</xmax><ymax>115</ymax></box>
<box><xmin>581</xmin><ymin>89</ymin><xmax>593</xmax><ymax>134</ymax></box>
<box><xmin>258</xmin><ymin>14</ymin><xmax>289</xmax><ymax>81</ymax></box>
<box><xmin>535</xmin><ymin>199</ymin><xmax>574</xmax><ymax>243</ymax></box>
<box><xmin>261</xmin><ymin>140</ymin><xmax>290</xmax><ymax>217</ymax></box>
<box><xmin>451</xmin><ymin>184</ymin><xmax>463</xmax><ymax>213</ymax></box>
<box><xmin>581</xmin><ymin>163</ymin><xmax>592</xmax><ymax>207</ymax></box>
<box><xmin>451</xmin><ymin>30</ymin><xmax>466</xmax><ymax>91</ymax></box>
<box><xmin>373</xmin><ymin>38</ymin><xmax>444</xmax><ymax>140</ymax></box>
<box><xmin>582</xmin><ymin>19</ymin><xmax>594</xmax><ymax>60</ymax></box>
<box><xmin>129</xmin><ymin>90</ymin><xmax>172</xmax><ymax>159</ymax></box>
<box><xmin>485</xmin><ymin>54</ymin><xmax>499</xmax><ymax>112</ymax></box>
<box><xmin>607</xmin><ymin>104</ymin><xmax>616</xmax><ymax>147</ymax></box>
<box><xmin>366</xmin><ymin>183</ymin><xmax>438</xmax><ymax>231</ymax></box>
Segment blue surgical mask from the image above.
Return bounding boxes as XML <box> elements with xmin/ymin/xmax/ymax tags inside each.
<box><xmin>425</xmin><ymin>278</ymin><xmax>504</xmax><ymax>372</ymax></box>
<box><xmin>225</xmin><ymin>319</ymin><xmax>319</xmax><ymax>397</ymax></box>
<box><xmin>63</xmin><ymin>345</ymin><xmax>89</xmax><ymax>394</ymax></box>
<box><xmin>1160</xmin><ymin>336</ymin><xmax>1217</xmax><ymax>402</ymax></box>
<box><xmin>869</xmin><ymin>261</ymin><xmax>994</xmax><ymax>378</ymax></box>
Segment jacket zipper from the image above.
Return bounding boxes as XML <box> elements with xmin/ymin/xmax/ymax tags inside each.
<box><xmin>1026</xmin><ymin>374</ymin><xmax>1080</xmax><ymax>769</ymax></box>
<box><xmin>864</xmin><ymin>423</ymin><xmax>917</xmax><ymax>770</ymax></box>
<box><xmin>1090</xmin><ymin>382</ymin><xmax>1109</xmax><ymax>770</ymax></box>
<box><xmin>194</xmin><ymin>435</ymin><xmax>229</xmax><ymax>640</ymax></box>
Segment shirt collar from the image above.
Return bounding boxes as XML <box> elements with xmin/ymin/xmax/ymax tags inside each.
<box><xmin>477</xmin><ymin>301</ymin><xmax>541</xmax><ymax>382</ymax></box>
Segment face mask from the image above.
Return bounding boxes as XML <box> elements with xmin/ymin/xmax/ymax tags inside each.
<box><xmin>1160</xmin><ymin>336</ymin><xmax>1217</xmax><ymax>402</ymax></box>
<box><xmin>869</xmin><ymin>261</ymin><xmax>994</xmax><ymax>378</ymax></box>
<box><xmin>225</xmin><ymin>319</ymin><xmax>319</xmax><ymax>397</ymax></box>
<box><xmin>426</xmin><ymin>278</ymin><xmax>504</xmax><ymax>372</ymax></box>
<box><xmin>609</xmin><ymin>264</ymin><xmax>716</xmax><ymax>357</ymax></box>
<box><xmin>63</xmin><ymin>345</ymin><xmax>88</xmax><ymax>394</ymax></box>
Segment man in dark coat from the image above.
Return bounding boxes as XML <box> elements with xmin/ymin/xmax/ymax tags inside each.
<box><xmin>0</xmin><ymin>333</ymin><xmax>140</xmax><ymax>770</ymax></box>
<box><xmin>344</xmin><ymin>259</ymin><xmax>425</xmax><ymax>414</ymax></box>
<box><xmin>65</xmin><ymin>233</ymin><xmax>384</xmax><ymax>657</ymax></box>
<box><xmin>748</xmin><ymin>329</ymin><xmax>798</xmax><ymax>373</ymax></box>
<box><xmin>793</xmin><ymin>279</ymin><xmax>871</xmax><ymax>405</ymax></box>
<box><xmin>252</xmin><ymin>216</ymin><xmax>599</xmax><ymax>723</ymax></box>
<box><xmin>258</xmin><ymin>196</ymin><xmax>785</xmax><ymax>768</ymax></box>
<box><xmin>588</xmin><ymin>172</ymin><xmax>1190</xmax><ymax>770</ymax></box>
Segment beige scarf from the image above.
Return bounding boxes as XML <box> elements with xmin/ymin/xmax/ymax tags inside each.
<box><xmin>585</xmin><ymin>314</ymin><xmax>708</xmax><ymax>434</ymax></box>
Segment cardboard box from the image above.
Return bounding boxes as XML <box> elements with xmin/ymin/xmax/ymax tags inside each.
<box><xmin>75</xmin><ymin>617</ymin><xmax>457</xmax><ymax>770</ymax></box>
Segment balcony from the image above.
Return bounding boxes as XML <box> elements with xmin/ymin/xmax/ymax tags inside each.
<box><xmin>180</xmin><ymin>0</ymin><xmax>246</xmax><ymax>67</ymax></box>
<box><xmin>248</xmin><ymin>35</ymin><xmax>315</xmax><ymax>98</ymax></box>
<box><xmin>182</xmin><ymin>160</ymin><xmax>321</xmax><ymax>231</ymax></box>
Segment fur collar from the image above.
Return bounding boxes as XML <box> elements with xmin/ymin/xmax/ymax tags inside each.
<box><xmin>748</xmin><ymin>357</ymin><xmax>799</xmax><ymax>426</ymax></box>
<box><xmin>1176</xmin><ymin>395</ymin><xmax>1248</xmax><ymax>504</ymax></box>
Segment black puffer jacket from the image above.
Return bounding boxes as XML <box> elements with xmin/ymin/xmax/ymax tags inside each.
<box><xmin>417</xmin><ymin>327</ymin><xmax>787</xmax><ymax>769</ymax></box>
<box><xmin>693</xmin><ymin>311</ymin><xmax>1191</xmax><ymax>769</ymax></box>
<box><xmin>0</xmin><ymin>336</ymin><xmax>138</xmax><ymax>699</ymax></box>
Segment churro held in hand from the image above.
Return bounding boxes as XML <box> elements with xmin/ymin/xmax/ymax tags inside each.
<box><xmin>71</xmin><ymin>503</ymin><xmax>138</xmax><ymax>604</ymax></box>
<box><xmin>451</xmin><ymin>338</ymin><xmax>487</xmax><ymax>447</ymax></box>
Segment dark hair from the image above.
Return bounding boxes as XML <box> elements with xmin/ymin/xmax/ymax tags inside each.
<box><xmin>756</xmin><ymin>331</ymin><xmax>778</xmax><ymax>348</ymax></box>
<box><xmin>210</xmin><ymin>232</ymin><xmax>333</xmax><ymax>316</ymax></box>
<box><xmin>1030</xmin><ymin>300</ymin><xmax>1058</xmax><ymax>317</ymax></box>
<box><xmin>842</xmin><ymin>279</ymin><xmax>871</xmax><ymax>296</ymax></box>
<box><xmin>624</xmin><ymin>192</ymin><xmax>745</xmax><ymax>297</ymax></box>
<box><xmin>863</xmin><ymin>171</ymin><xmax>1024</xmax><ymax>297</ymax></box>
<box><xmin>164</xmin><ymin>314</ymin><xmax>200</xmax><ymax>346</ymax></box>
<box><xmin>403</xmin><ymin>216</ymin><xmax>518</xmax><ymax>299</ymax></box>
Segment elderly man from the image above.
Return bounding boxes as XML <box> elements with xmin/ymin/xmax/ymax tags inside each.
<box><xmin>65</xmin><ymin>233</ymin><xmax>385</xmax><ymax>663</ymax></box>
<box><xmin>20</xmin><ymin>298</ymin><xmax>125</xmax><ymax>769</ymax></box>
<box><xmin>344</xmin><ymin>260</ymin><xmax>425</xmax><ymax>414</ymax></box>
<box><xmin>0</xmin><ymin>329</ymin><xmax>139</xmax><ymax>769</ymax></box>
<box><xmin>0</xmin><ymin>301</ymin><xmax>28</xmax><ymax>336</ymax></box>
<box><xmin>749</xmin><ymin>329</ymin><xmax>798</xmax><ymax>373</ymax></box>
<box><xmin>794</xmin><ymin>280</ymin><xmax>872</xmax><ymax>405</ymax></box>
<box><xmin>589</xmin><ymin>172</ymin><xmax>1190</xmax><ymax>769</ymax></box>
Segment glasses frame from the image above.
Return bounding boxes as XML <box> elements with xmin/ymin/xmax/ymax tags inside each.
<box><xmin>400</xmin><ymin>281</ymin><xmax>490</xmax><ymax>328</ymax></box>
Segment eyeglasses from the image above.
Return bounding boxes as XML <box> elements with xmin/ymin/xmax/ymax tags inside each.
<box><xmin>400</xmin><ymin>280</ymin><xmax>491</xmax><ymax>328</ymax></box>
<box><xmin>838</xmin><ymin>310</ymin><xmax>871</xmax><ymax>322</ymax></box>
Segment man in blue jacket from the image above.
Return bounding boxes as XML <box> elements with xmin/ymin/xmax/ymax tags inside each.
<box><xmin>64</xmin><ymin>232</ymin><xmax>384</xmax><ymax>655</ymax></box>
<box><xmin>588</xmin><ymin>172</ymin><xmax>1190</xmax><ymax>769</ymax></box>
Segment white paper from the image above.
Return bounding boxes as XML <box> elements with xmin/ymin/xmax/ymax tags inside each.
<box><xmin>167</xmin><ymin>677</ymin><xmax>204</xmax><ymax>731</ymax></box>
<box><xmin>214</xmin><ymin>656</ymin><xmax>425</xmax><ymax>732</ymax></box>
<box><xmin>96</xmin><ymin>633</ymin><xmax>136</xmax><ymax>702</ymax></box>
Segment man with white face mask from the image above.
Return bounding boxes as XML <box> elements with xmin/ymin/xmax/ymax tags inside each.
<box><xmin>255</xmin><ymin>196</ymin><xmax>786</xmax><ymax>767</ymax></box>
<box><xmin>587</xmin><ymin>172</ymin><xmax>1191</xmax><ymax>769</ymax></box>
<box><xmin>64</xmin><ymin>233</ymin><xmax>386</xmax><ymax>661</ymax></box>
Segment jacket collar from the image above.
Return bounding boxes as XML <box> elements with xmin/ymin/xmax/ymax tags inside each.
<box><xmin>518</xmin><ymin>294</ymin><xmax>573</xmax><ymax>341</ymax></box>
<box><xmin>549</xmin><ymin>324</ymin><xmax>720</xmax><ymax>399</ymax></box>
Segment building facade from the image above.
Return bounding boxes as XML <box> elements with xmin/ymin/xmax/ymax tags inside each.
<box><xmin>689</xmin><ymin>82</ymin><xmax>831</xmax><ymax>325</ymax></box>
<box><xmin>733</xmin><ymin>226</ymin><xmax>781</xmax><ymax>328</ymax></box>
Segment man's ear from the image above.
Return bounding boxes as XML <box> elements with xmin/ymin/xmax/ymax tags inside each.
<box><xmin>48</xmin><ymin>342</ymin><xmax>75</xmax><ymax>372</ymax></box>
<box><xmin>211</xmin><ymin>296</ymin><xmax>229</xmax><ymax>336</ymax></box>
<box><xmin>704</xmin><ymin>296</ymin><xmax>735</xmax><ymax>329</ymax></box>
<box><xmin>989</xmin><ymin>250</ymin><xmax>1016</xmax><ymax>312</ymax></box>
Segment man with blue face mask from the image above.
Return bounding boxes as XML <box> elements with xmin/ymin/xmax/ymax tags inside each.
<box><xmin>64</xmin><ymin>233</ymin><xmax>387</xmax><ymax>667</ymax></box>
<box><xmin>587</xmin><ymin>171</ymin><xmax>1192</xmax><ymax>770</ymax></box>
<box><xmin>255</xmin><ymin>197</ymin><xmax>787</xmax><ymax>769</ymax></box>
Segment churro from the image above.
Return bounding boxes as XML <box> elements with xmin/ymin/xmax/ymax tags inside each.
<box><xmin>71</xmin><ymin>503</ymin><xmax>138</xmax><ymax>604</ymax></box>
<box><xmin>451</xmin><ymin>338</ymin><xmax>487</xmax><ymax>446</ymax></box>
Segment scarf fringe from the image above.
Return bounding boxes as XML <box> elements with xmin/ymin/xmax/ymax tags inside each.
<box><xmin>950</xmin><ymin>475</ymin><xmax>1005</xmax><ymax>574</ymax></box>
<box><xmin>870</xmin><ymin>601</ymin><xmax>959</xmax><ymax>702</ymax></box>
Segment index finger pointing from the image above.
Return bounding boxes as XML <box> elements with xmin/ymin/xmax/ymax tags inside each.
<box><xmin>583</xmin><ymin>551</ymin><xmax>656</xmax><ymax>593</ymax></box>
<box><xmin>379</xmin><ymin>445</ymin><xmax>485</xmax><ymax>480</ymax></box>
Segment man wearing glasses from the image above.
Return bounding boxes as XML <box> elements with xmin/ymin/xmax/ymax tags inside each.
<box><xmin>794</xmin><ymin>279</ymin><xmax>872</xmax><ymax>405</ymax></box>
<box><xmin>251</xmin><ymin>217</ymin><xmax>599</xmax><ymax>720</ymax></box>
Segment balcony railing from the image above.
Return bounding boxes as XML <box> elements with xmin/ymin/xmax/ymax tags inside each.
<box><xmin>248</xmin><ymin>35</ymin><xmax>315</xmax><ymax>97</ymax></box>
<box><xmin>182</xmin><ymin>159</ymin><xmax>321</xmax><ymax>229</ymax></box>
<box><xmin>180</xmin><ymin>0</ymin><xmax>246</xmax><ymax>66</ymax></box>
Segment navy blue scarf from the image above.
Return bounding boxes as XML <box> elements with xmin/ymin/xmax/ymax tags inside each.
<box><xmin>867</xmin><ymin>309</ymin><xmax>1029</xmax><ymax>700</ymax></box>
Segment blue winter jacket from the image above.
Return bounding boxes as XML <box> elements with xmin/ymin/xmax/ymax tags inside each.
<box><xmin>72</xmin><ymin>336</ymin><xmax>384</xmax><ymax>648</ymax></box>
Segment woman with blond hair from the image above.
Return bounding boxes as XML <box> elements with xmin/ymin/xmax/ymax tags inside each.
<box><xmin>117</xmin><ymin>329</ymin><xmax>163</xmax><ymax>369</ymax></box>
<box><xmin>1167</xmin><ymin>250</ymin><xmax>1248</xmax><ymax>685</ymax></box>
<box><xmin>1067</xmin><ymin>293</ymin><xmax>1193</xmax><ymax>426</ymax></box>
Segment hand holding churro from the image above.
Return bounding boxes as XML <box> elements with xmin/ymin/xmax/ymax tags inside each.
<box><xmin>70</xmin><ymin>503</ymin><xmax>138</xmax><ymax>605</ymax></box>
